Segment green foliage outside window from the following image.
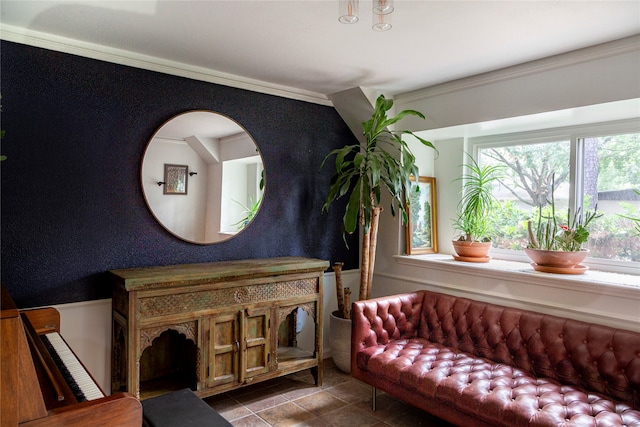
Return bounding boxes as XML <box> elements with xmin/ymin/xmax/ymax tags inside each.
<box><xmin>480</xmin><ymin>131</ymin><xmax>639</xmax><ymax>262</ymax></box>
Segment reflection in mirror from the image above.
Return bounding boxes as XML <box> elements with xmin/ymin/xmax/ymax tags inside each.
<box><xmin>141</xmin><ymin>111</ymin><xmax>264</xmax><ymax>244</ymax></box>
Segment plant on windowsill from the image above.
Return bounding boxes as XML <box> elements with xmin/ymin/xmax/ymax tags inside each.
<box><xmin>232</xmin><ymin>171</ymin><xmax>265</xmax><ymax>231</ymax></box>
<box><xmin>231</xmin><ymin>196</ymin><xmax>262</xmax><ymax>230</ymax></box>
<box><xmin>525</xmin><ymin>175</ymin><xmax>602</xmax><ymax>274</ymax></box>
<box><xmin>451</xmin><ymin>155</ymin><xmax>503</xmax><ymax>262</ymax></box>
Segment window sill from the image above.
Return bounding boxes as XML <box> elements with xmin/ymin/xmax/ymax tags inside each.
<box><xmin>394</xmin><ymin>254</ymin><xmax>639</xmax><ymax>298</ymax></box>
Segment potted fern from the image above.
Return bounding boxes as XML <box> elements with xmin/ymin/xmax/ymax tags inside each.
<box><xmin>322</xmin><ymin>94</ymin><xmax>434</xmax><ymax>372</ymax></box>
<box><xmin>452</xmin><ymin>155</ymin><xmax>503</xmax><ymax>261</ymax></box>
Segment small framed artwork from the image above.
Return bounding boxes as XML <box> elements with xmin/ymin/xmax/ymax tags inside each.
<box><xmin>406</xmin><ymin>176</ymin><xmax>438</xmax><ymax>254</ymax></box>
<box><xmin>163</xmin><ymin>164</ymin><xmax>188</xmax><ymax>195</ymax></box>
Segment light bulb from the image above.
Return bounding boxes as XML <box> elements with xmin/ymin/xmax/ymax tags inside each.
<box><xmin>339</xmin><ymin>0</ymin><xmax>359</xmax><ymax>24</ymax></box>
<box><xmin>373</xmin><ymin>0</ymin><xmax>394</xmax><ymax>15</ymax></box>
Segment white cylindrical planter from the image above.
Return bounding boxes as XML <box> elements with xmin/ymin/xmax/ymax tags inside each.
<box><xmin>329</xmin><ymin>311</ymin><xmax>352</xmax><ymax>373</ymax></box>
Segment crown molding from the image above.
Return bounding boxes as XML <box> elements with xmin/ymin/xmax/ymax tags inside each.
<box><xmin>0</xmin><ymin>24</ymin><xmax>332</xmax><ymax>106</ymax></box>
<box><xmin>396</xmin><ymin>34</ymin><xmax>640</xmax><ymax>104</ymax></box>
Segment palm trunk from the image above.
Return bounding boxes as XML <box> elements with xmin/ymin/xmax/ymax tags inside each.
<box><xmin>343</xmin><ymin>287</ymin><xmax>351</xmax><ymax>319</ymax></box>
<box><xmin>359</xmin><ymin>206</ymin><xmax>382</xmax><ymax>301</ymax></box>
<box><xmin>332</xmin><ymin>262</ymin><xmax>346</xmax><ymax>318</ymax></box>
<box><xmin>366</xmin><ymin>207</ymin><xmax>382</xmax><ymax>299</ymax></box>
<box><xmin>360</xmin><ymin>225</ymin><xmax>371</xmax><ymax>301</ymax></box>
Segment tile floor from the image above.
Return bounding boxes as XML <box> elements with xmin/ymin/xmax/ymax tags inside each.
<box><xmin>204</xmin><ymin>359</ymin><xmax>455</xmax><ymax>427</ymax></box>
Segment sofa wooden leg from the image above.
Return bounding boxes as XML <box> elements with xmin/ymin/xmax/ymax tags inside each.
<box><xmin>372</xmin><ymin>387</ymin><xmax>377</xmax><ymax>411</ymax></box>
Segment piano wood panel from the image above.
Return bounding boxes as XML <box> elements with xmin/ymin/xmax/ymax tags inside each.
<box><xmin>0</xmin><ymin>284</ymin><xmax>143</xmax><ymax>427</ymax></box>
<box><xmin>1</xmin><ymin>284</ymin><xmax>49</xmax><ymax>425</ymax></box>
<box><xmin>22</xmin><ymin>308</ymin><xmax>60</xmax><ymax>334</ymax></box>
<box><xmin>20</xmin><ymin>393</ymin><xmax>142</xmax><ymax>427</ymax></box>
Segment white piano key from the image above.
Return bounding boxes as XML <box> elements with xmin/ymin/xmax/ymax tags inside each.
<box><xmin>44</xmin><ymin>333</ymin><xmax>105</xmax><ymax>401</ymax></box>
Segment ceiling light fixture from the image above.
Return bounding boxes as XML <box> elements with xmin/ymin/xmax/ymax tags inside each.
<box><xmin>372</xmin><ymin>11</ymin><xmax>392</xmax><ymax>31</ymax></box>
<box><xmin>338</xmin><ymin>0</ymin><xmax>359</xmax><ymax>24</ymax></box>
<box><xmin>339</xmin><ymin>0</ymin><xmax>394</xmax><ymax>31</ymax></box>
<box><xmin>373</xmin><ymin>0</ymin><xmax>394</xmax><ymax>15</ymax></box>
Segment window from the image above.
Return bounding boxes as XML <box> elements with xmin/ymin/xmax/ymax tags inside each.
<box><xmin>472</xmin><ymin>120</ymin><xmax>640</xmax><ymax>271</ymax></box>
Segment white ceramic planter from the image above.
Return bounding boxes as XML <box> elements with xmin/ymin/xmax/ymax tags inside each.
<box><xmin>329</xmin><ymin>311</ymin><xmax>351</xmax><ymax>373</ymax></box>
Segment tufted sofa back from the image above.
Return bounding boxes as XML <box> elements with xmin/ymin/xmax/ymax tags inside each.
<box><xmin>418</xmin><ymin>290</ymin><xmax>640</xmax><ymax>408</ymax></box>
<box><xmin>351</xmin><ymin>292</ymin><xmax>424</xmax><ymax>348</ymax></box>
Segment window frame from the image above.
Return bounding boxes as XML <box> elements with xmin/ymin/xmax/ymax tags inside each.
<box><xmin>469</xmin><ymin>118</ymin><xmax>640</xmax><ymax>275</ymax></box>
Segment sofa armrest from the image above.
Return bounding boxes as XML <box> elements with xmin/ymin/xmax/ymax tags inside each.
<box><xmin>351</xmin><ymin>292</ymin><xmax>424</xmax><ymax>374</ymax></box>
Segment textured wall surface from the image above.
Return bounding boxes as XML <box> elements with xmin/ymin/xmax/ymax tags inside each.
<box><xmin>0</xmin><ymin>41</ymin><xmax>358</xmax><ymax>307</ymax></box>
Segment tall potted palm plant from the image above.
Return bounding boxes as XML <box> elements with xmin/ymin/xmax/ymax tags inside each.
<box><xmin>322</xmin><ymin>94</ymin><xmax>434</xmax><ymax>371</ymax></box>
<box><xmin>323</xmin><ymin>94</ymin><xmax>434</xmax><ymax>301</ymax></box>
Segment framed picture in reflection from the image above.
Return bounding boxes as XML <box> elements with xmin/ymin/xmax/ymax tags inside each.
<box><xmin>163</xmin><ymin>164</ymin><xmax>188</xmax><ymax>195</ymax></box>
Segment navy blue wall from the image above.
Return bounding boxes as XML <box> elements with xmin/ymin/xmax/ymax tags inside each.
<box><xmin>0</xmin><ymin>41</ymin><xmax>358</xmax><ymax>307</ymax></box>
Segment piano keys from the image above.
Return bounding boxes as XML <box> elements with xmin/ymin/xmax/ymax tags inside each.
<box><xmin>1</xmin><ymin>283</ymin><xmax>142</xmax><ymax>427</ymax></box>
<box><xmin>41</xmin><ymin>332</ymin><xmax>105</xmax><ymax>402</ymax></box>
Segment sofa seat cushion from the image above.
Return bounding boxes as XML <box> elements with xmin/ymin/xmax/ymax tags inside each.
<box><xmin>357</xmin><ymin>337</ymin><xmax>640</xmax><ymax>427</ymax></box>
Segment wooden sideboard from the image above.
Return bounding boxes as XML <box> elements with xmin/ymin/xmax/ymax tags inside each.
<box><xmin>110</xmin><ymin>257</ymin><xmax>328</xmax><ymax>399</ymax></box>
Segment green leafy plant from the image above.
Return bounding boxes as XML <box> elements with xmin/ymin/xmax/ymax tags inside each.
<box><xmin>527</xmin><ymin>175</ymin><xmax>602</xmax><ymax>251</ymax></box>
<box><xmin>232</xmin><ymin>170</ymin><xmax>265</xmax><ymax>230</ymax></box>
<box><xmin>232</xmin><ymin>196</ymin><xmax>262</xmax><ymax>230</ymax></box>
<box><xmin>453</xmin><ymin>155</ymin><xmax>504</xmax><ymax>242</ymax></box>
<box><xmin>322</xmin><ymin>94</ymin><xmax>434</xmax><ymax>303</ymax></box>
<box><xmin>617</xmin><ymin>189</ymin><xmax>640</xmax><ymax>238</ymax></box>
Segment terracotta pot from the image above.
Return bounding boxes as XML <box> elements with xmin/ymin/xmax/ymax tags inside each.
<box><xmin>452</xmin><ymin>240</ymin><xmax>492</xmax><ymax>259</ymax></box>
<box><xmin>524</xmin><ymin>248</ymin><xmax>589</xmax><ymax>267</ymax></box>
<box><xmin>329</xmin><ymin>311</ymin><xmax>351</xmax><ymax>373</ymax></box>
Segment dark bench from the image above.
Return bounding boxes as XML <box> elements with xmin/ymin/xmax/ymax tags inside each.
<box><xmin>141</xmin><ymin>388</ymin><xmax>232</xmax><ymax>427</ymax></box>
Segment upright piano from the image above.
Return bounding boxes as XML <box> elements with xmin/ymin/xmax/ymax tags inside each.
<box><xmin>1</xmin><ymin>284</ymin><xmax>142</xmax><ymax>427</ymax></box>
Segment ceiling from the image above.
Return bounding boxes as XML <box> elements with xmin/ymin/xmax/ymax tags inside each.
<box><xmin>1</xmin><ymin>1</ymin><xmax>639</xmax><ymax>101</ymax></box>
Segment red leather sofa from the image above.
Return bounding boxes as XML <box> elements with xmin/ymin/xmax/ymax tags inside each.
<box><xmin>351</xmin><ymin>290</ymin><xmax>640</xmax><ymax>426</ymax></box>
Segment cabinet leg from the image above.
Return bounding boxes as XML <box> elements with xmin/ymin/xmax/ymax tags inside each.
<box><xmin>310</xmin><ymin>365</ymin><xmax>322</xmax><ymax>386</ymax></box>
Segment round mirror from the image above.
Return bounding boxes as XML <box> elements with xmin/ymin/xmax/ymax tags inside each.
<box><xmin>141</xmin><ymin>111</ymin><xmax>264</xmax><ymax>244</ymax></box>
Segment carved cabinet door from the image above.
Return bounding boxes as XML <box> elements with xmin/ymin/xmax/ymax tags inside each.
<box><xmin>240</xmin><ymin>307</ymin><xmax>271</xmax><ymax>383</ymax></box>
<box><xmin>207</xmin><ymin>312</ymin><xmax>240</xmax><ymax>388</ymax></box>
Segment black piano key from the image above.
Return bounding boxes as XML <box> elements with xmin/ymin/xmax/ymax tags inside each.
<box><xmin>41</xmin><ymin>334</ymin><xmax>88</xmax><ymax>402</ymax></box>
